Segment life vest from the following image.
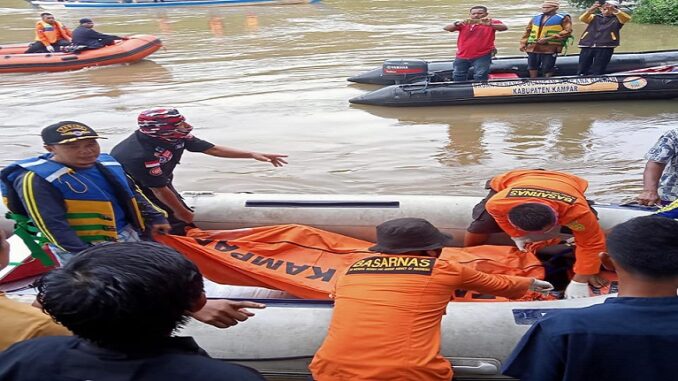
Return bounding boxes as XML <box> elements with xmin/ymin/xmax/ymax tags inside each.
<box><xmin>34</xmin><ymin>20</ymin><xmax>71</xmax><ymax>46</ymax></box>
<box><xmin>527</xmin><ymin>13</ymin><xmax>567</xmax><ymax>46</ymax></box>
<box><xmin>656</xmin><ymin>199</ymin><xmax>678</xmax><ymax>220</ymax></box>
<box><xmin>1</xmin><ymin>154</ymin><xmax>145</xmax><ymax>245</ymax></box>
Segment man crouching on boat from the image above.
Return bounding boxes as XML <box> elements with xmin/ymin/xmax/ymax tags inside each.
<box><xmin>309</xmin><ymin>218</ymin><xmax>552</xmax><ymax>381</ymax></box>
<box><xmin>464</xmin><ymin>169</ymin><xmax>608</xmax><ymax>299</ymax></box>
<box><xmin>112</xmin><ymin>108</ymin><xmax>288</xmax><ymax>236</ymax></box>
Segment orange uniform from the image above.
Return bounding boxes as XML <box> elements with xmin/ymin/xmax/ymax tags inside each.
<box><xmin>486</xmin><ymin>170</ymin><xmax>605</xmax><ymax>275</ymax></box>
<box><xmin>34</xmin><ymin>20</ymin><xmax>72</xmax><ymax>47</ymax></box>
<box><xmin>309</xmin><ymin>252</ymin><xmax>532</xmax><ymax>381</ymax></box>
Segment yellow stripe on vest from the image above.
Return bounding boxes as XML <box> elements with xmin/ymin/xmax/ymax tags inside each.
<box><xmin>64</xmin><ymin>199</ymin><xmax>118</xmax><ymax>241</ymax></box>
<box><xmin>22</xmin><ymin>172</ymin><xmax>60</xmax><ymax>248</ymax></box>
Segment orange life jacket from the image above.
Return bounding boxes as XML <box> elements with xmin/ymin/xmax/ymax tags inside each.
<box><xmin>486</xmin><ymin>170</ymin><xmax>606</xmax><ymax>275</ymax></box>
<box><xmin>35</xmin><ymin>20</ymin><xmax>72</xmax><ymax>46</ymax></box>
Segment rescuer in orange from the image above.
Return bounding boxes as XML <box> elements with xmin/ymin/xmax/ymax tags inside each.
<box><xmin>25</xmin><ymin>13</ymin><xmax>72</xmax><ymax>54</ymax></box>
<box><xmin>464</xmin><ymin>169</ymin><xmax>608</xmax><ymax>299</ymax></box>
<box><xmin>309</xmin><ymin>218</ymin><xmax>552</xmax><ymax>381</ymax></box>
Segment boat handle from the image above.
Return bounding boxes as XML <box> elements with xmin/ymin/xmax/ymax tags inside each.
<box><xmin>453</xmin><ymin>362</ymin><xmax>498</xmax><ymax>375</ymax></box>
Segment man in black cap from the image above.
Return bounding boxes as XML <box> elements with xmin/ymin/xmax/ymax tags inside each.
<box><xmin>0</xmin><ymin>121</ymin><xmax>170</xmax><ymax>265</ymax></box>
<box><xmin>310</xmin><ymin>217</ymin><xmax>553</xmax><ymax>381</ymax></box>
<box><xmin>71</xmin><ymin>18</ymin><xmax>128</xmax><ymax>50</ymax></box>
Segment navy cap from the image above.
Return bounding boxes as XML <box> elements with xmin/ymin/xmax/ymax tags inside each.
<box><xmin>42</xmin><ymin>121</ymin><xmax>106</xmax><ymax>145</ymax></box>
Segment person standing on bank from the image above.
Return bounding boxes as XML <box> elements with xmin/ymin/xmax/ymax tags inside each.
<box><xmin>463</xmin><ymin>169</ymin><xmax>608</xmax><ymax>299</ymax></box>
<box><xmin>577</xmin><ymin>0</ymin><xmax>631</xmax><ymax>75</ymax></box>
<box><xmin>519</xmin><ymin>1</ymin><xmax>573</xmax><ymax>78</ymax></box>
<box><xmin>72</xmin><ymin>18</ymin><xmax>128</xmax><ymax>50</ymax></box>
<box><xmin>0</xmin><ymin>122</ymin><xmax>170</xmax><ymax>265</ymax></box>
<box><xmin>24</xmin><ymin>13</ymin><xmax>72</xmax><ymax>54</ymax></box>
<box><xmin>111</xmin><ymin>108</ymin><xmax>288</xmax><ymax>235</ymax></box>
<box><xmin>309</xmin><ymin>218</ymin><xmax>553</xmax><ymax>381</ymax></box>
<box><xmin>443</xmin><ymin>6</ymin><xmax>508</xmax><ymax>82</ymax></box>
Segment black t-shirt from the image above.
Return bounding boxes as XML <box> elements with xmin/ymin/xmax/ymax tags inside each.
<box><xmin>111</xmin><ymin>131</ymin><xmax>214</xmax><ymax>189</ymax></box>
<box><xmin>0</xmin><ymin>336</ymin><xmax>266</xmax><ymax>381</ymax></box>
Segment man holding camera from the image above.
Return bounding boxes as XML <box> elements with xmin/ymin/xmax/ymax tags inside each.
<box><xmin>444</xmin><ymin>6</ymin><xmax>508</xmax><ymax>82</ymax></box>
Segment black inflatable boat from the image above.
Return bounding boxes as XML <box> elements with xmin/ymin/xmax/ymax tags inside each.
<box><xmin>348</xmin><ymin>50</ymin><xmax>678</xmax><ymax>86</ymax></box>
<box><xmin>349</xmin><ymin>68</ymin><xmax>678</xmax><ymax>107</ymax></box>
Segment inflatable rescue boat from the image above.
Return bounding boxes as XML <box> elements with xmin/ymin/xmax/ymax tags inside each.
<box><xmin>348</xmin><ymin>50</ymin><xmax>678</xmax><ymax>85</ymax></box>
<box><xmin>31</xmin><ymin>0</ymin><xmax>320</xmax><ymax>9</ymax></box>
<box><xmin>0</xmin><ymin>35</ymin><xmax>162</xmax><ymax>73</ymax></box>
<box><xmin>0</xmin><ymin>193</ymin><xmax>656</xmax><ymax>380</ymax></box>
<box><xmin>350</xmin><ymin>69</ymin><xmax>678</xmax><ymax>107</ymax></box>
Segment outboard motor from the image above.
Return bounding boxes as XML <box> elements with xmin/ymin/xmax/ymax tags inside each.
<box><xmin>381</xmin><ymin>59</ymin><xmax>429</xmax><ymax>84</ymax></box>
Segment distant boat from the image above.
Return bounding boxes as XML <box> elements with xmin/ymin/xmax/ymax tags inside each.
<box><xmin>0</xmin><ymin>35</ymin><xmax>161</xmax><ymax>73</ymax></box>
<box><xmin>31</xmin><ymin>0</ymin><xmax>320</xmax><ymax>9</ymax></box>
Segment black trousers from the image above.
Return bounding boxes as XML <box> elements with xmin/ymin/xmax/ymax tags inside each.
<box><xmin>24</xmin><ymin>40</ymin><xmax>70</xmax><ymax>54</ymax></box>
<box><xmin>142</xmin><ymin>183</ymin><xmax>196</xmax><ymax>236</ymax></box>
<box><xmin>577</xmin><ymin>47</ymin><xmax>615</xmax><ymax>76</ymax></box>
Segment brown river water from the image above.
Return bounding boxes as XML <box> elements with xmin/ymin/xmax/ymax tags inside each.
<box><xmin>1</xmin><ymin>0</ymin><xmax>678</xmax><ymax>202</ymax></box>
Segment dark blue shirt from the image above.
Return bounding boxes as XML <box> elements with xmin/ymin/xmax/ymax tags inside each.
<box><xmin>502</xmin><ymin>297</ymin><xmax>678</xmax><ymax>381</ymax></box>
<box><xmin>0</xmin><ymin>336</ymin><xmax>265</xmax><ymax>381</ymax></box>
<box><xmin>71</xmin><ymin>26</ymin><xmax>121</xmax><ymax>49</ymax></box>
<box><xmin>111</xmin><ymin>131</ymin><xmax>214</xmax><ymax>189</ymax></box>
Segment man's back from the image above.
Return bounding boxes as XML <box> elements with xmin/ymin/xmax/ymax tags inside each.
<box><xmin>0</xmin><ymin>336</ymin><xmax>264</xmax><ymax>381</ymax></box>
<box><xmin>503</xmin><ymin>297</ymin><xmax>678</xmax><ymax>381</ymax></box>
<box><xmin>310</xmin><ymin>253</ymin><xmax>530</xmax><ymax>381</ymax></box>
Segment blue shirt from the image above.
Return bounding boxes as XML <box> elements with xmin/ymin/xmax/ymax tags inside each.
<box><xmin>502</xmin><ymin>297</ymin><xmax>678</xmax><ymax>381</ymax></box>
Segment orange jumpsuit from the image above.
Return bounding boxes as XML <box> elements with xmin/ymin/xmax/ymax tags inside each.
<box><xmin>486</xmin><ymin>169</ymin><xmax>605</xmax><ymax>275</ymax></box>
<box><xmin>309</xmin><ymin>252</ymin><xmax>532</xmax><ymax>381</ymax></box>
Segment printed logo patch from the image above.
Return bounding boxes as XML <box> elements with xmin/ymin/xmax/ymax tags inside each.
<box><xmin>56</xmin><ymin>124</ymin><xmax>90</xmax><ymax>136</ymax></box>
<box><xmin>506</xmin><ymin>187</ymin><xmax>577</xmax><ymax>204</ymax></box>
<box><xmin>346</xmin><ymin>256</ymin><xmax>435</xmax><ymax>276</ymax></box>
<box><xmin>565</xmin><ymin>221</ymin><xmax>585</xmax><ymax>231</ymax></box>
<box><xmin>149</xmin><ymin>167</ymin><xmax>163</xmax><ymax>176</ymax></box>
<box><xmin>144</xmin><ymin>160</ymin><xmax>160</xmax><ymax>168</ymax></box>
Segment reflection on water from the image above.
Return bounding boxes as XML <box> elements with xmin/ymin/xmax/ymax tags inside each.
<box><xmin>1</xmin><ymin>0</ymin><xmax>677</xmax><ymax>203</ymax></box>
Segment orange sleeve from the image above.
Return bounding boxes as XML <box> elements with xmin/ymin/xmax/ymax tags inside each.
<box><xmin>35</xmin><ymin>23</ymin><xmax>51</xmax><ymax>47</ymax></box>
<box><xmin>565</xmin><ymin>211</ymin><xmax>605</xmax><ymax>275</ymax></box>
<box><xmin>457</xmin><ymin>264</ymin><xmax>532</xmax><ymax>299</ymax></box>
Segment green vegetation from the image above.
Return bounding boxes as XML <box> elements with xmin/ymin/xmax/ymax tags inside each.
<box><xmin>633</xmin><ymin>0</ymin><xmax>678</xmax><ymax>25</ymax></box>
<box><xmin>567</xmin><ymin>0</ymin><xmax>678</xmax><ymax>25</ymax></box>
